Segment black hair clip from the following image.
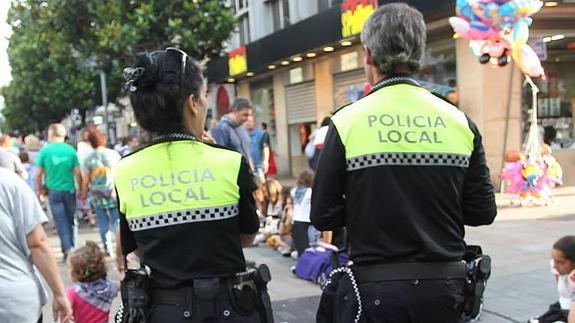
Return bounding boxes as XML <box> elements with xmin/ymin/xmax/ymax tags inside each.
<box><xmin>123</xmin><ymin>67</ymin><xmax>146</xmax><ymax>92</ymax></box>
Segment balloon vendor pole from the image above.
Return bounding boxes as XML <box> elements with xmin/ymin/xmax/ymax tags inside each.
<box><xmin>524</xmin><ymin>74</ymin><xmax>541</xmax><ymax>160</ymax></box>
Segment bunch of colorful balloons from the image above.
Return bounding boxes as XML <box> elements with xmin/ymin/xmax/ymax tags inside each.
<box><xmin>500</xmin><ymin>146</ymin><xmax>562</xmax><ymax>206</ymax></box>
<box><xmin>449</xmin><ymin>0</ymin><xmax>545</xmax><ymax>78</ymax></box>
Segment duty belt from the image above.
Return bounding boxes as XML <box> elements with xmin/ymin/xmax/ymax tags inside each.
<box><xmin>151</xmin><ymin>270</ymin><xmax>257</xmax><ymax>305</ymax></box>
<box><xmin>352</xmin><ymin>261</ymin><xmax>466</xmax><ymax>283</ymax></box>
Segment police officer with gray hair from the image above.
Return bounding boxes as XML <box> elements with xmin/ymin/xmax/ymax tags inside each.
<box><xmin>311</xmin><ymin>3</ymin><xmax>496</xmax><ymax>322</ymax></box>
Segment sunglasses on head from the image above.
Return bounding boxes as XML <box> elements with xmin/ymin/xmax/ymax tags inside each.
<box><xmin>165</xmin><ymin>47</ymin><xmax>189</xmax><ymax>87</ymax></box>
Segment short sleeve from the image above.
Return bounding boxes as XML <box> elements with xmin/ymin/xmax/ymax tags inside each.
<box><xmin>72</xmin><ymin>152</ymin><xmax>80</xmax><ymax>168</ymax></box>
<box><xmin>35</xmin><ymin>149</ymin><xmax>44</xmax><ymax>168</ymax></box>
<box><xmin>80</xmin><ymin>155</ymin><xmax>91</xmax><ymax>174</ymax></box>
<box><xmin>261</xmin><ymin>132</ymin><xmax>270</xmax><ymax>148</ymax></box>
<box><xmin>237</xmin><ymin>157</ymin><xmax>259</xmax><ymax>234</ymax></box>
<box><xmin>13</xmin><ymin>177</ymin><xmax>48</xmax><ymax>235</ymax></box>
<box><xmin>117</xmin><ymin>188</ymin><xmax>137</xmax><ymax>255</ymax></box>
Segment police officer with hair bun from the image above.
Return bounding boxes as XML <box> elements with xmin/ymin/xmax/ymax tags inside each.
<box><xmin>311</xmin><ymin>3</ymin><xmax>496</xmax><ymax>323</ymax></box>
<box><xmin>116</xmin><ymin>48</ymin><xmax>272</xmax><ymax>322</ymax></box>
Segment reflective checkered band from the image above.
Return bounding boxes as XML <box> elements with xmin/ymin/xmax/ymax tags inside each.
<box><xmin>346</xmin><ymin>152</ymin><xmax>470</xmax><ymax>171</ymax></box>
<box><xmin>127</xmin><ymin>204</ymin><xmax>239</xmax><ymax>231</ymax></box>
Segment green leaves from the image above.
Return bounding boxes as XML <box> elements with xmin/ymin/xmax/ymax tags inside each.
<box><xmin>2</xmin><ymin>0</ymin><xmax>236</xmax><ymax>133</ymax></box>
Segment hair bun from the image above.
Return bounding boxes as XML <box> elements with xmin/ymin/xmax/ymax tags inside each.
<box><xmin>123</xmin><ymin>67</ymin><xmax>146</xmax><ymax>92</ymax></box>
<box><xmin>124</xmin><ymin>52</ymin><xmax>161</xmax><ymax>92</ymax></box>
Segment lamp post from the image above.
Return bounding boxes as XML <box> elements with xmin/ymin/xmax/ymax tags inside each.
<box><xmin>73</xmin><ymin>52</ymin><xmax>111</xmax><ymax>145</ymax></box>
<box><xmin>99</xmin><ymin>70</ymin><xmax>111</xmax><ymax>145</ymax></box>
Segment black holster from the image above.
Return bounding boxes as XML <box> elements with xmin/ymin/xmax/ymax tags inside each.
<box><xmin>254</xmin><ymin>264</ymin><xmax>274</xmax><ymax>323</ymax></box>
<box><xmin>117</xmin><ymin>267</ymin><xmax>151</xmax><ymax>323</ymax></box>
<box><xmin>317</xmin><ymin>250</ymin><xmax>358</xmax><ymax>323</ymax></box>
<box><xmin>462</xmin><ymin>245</ymin><xmax>492</xmax><ymax>320</ymax></box>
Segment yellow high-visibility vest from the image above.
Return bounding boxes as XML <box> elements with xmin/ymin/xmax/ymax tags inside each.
<box><xmin>114</xmin><ymin>140</ymin><xmax>242</xmax><ymax>231</ymax></box>
<box><xmin>332</xmin><ymin>83</ymin><xmax>475</xmax><ymax>171</ymax></box>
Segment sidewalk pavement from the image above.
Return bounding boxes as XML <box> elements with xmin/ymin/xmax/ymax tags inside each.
<box><xmin>41</xmin><ymin>186</ymin><xmax>575</xmax><ymax>322</ymax></box>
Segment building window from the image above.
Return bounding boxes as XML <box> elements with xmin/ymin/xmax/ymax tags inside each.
<box><xmin>236</xmin><ymin>0</ymin><xmax>248</xmax><ymax>11</ymax></box>
<box><xmin>340</xmin><ymin>51</ymin><xmax>359</xmax><ymax>71</ymax></box>
<box><xmin>289</xmin><ymin>67</ymin><xmax>304</xmax><ymax>84</ymax></box>
<box><xmin>238</xmin><ymin>15</ymin><xmax>250</xmax><ymax>45</ymax></box>
<box><xmin>523</xmin><ymin>36</ymin><xmax>575</xmax><ymax>149</ymax></box>
<box><xmin>418</xmin><ymin>39</ymin><xmax>457</xmax><ymax>89</ymax></box>
<box><xmin>271</xmin><ymin>0</ymin><xmax>290</xmax><ymax>32</ymax></box>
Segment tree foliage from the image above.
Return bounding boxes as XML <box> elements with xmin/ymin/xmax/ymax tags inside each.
<box><xmin>2</xmin><ymin>0</ymin><xmax>236</xmax><ymax>133</ymax></box>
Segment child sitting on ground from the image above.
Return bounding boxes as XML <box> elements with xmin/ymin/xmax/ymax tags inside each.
<box><xmin>269</xmin><ymin>187</ymin><xmax>294</xmax><ymax>256</ymax></box>
<box><xmin>67</xmin><ymin>241</ymin><xmax>119</xmax><ymax>323</ymax></box>
<box><xmin>253</xmin><ymin>179</ymin><xmax>284</xmax><ymax>245</ymax></box>
<box><xmin>529</xmin><ymin>235</ymin><xmax>575</xmax><ymax>323</ymax></box>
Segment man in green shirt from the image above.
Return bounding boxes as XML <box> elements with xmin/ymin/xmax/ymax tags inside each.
<box><xmin>35</xmin><ymin>123</ymin><xmax>82</xmax><ymax>259</ymax></box>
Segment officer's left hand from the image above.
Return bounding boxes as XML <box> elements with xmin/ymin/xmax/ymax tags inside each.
<box><xmin>569</xmin><ymin>269</ymin><xmax>575</xmax><ymax>289</ymax></box>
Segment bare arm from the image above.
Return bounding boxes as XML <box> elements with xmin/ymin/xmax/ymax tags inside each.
<box><xmin>35</xmin><ymin>167</ymin><xmax>45</xmax><ymax>198</ymax></box>
<box><xmin>262</xmin><ymin>146</ymin><xmax>270</xmax><ymax>173</ymax></box>
<box><xmin>80</xmin><ymin>170</ymin><xmax>90</xmax><ymax>201</ymax></box>
<box><xmin>27</xmin><ymin>224</ymin><xmax>72</xmax><ymax>322</ymax></box>
<box><xmin>74</xmin><ymin>167</ymin><xmax>82</xmax><ymax>193</ymax></box>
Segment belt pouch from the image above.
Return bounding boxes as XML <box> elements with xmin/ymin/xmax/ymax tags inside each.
<box><xmin>193</xmin><ymin>278</ymin><xmax>220</xmax><ymax>321</ymax></box>
<box><xmin>231</xmin><ymin>280</ymin><xmax>257</xmax><ymax>315</ymax></box>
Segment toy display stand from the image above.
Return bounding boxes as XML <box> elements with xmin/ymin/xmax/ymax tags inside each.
<box><xmin>501</xmin><ymin>75</ymin><xmax>563</xmax><ymax>206</ymax></box>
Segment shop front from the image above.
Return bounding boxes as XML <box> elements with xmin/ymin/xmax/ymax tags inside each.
<box><xmin>523</xmin><ymin>34</ymin><xmax>575</xmax><ymax>185</ymax></box>
<box><xmin>206</xmin><ymin>0</ymin><xmax>460</xmax><ymax>178</ymax></box>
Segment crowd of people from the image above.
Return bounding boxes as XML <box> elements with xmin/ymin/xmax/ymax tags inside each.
<box><xmin>1</xmin><ymin>2</ymin><xmax>575</xmax><ymax>323</ymax></box>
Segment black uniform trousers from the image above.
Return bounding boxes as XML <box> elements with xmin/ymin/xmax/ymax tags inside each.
<box><xmin>355</xmin><ymin>278</ymin><xmax>465</xmax><ymax>323</ymax></box>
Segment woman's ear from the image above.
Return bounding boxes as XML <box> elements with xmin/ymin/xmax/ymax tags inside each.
<box><xmin>186</xmin><ymin>94</ymin><xmax>198</xmax><ymax>115</ymax></box>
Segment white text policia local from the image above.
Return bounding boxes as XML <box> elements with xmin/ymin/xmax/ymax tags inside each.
<box><xmin>130</xmin><ymin>169</ymin><xmax>215</xmax><ymax>207</ymax></box>
<box><xmin>368</xmin><ymin>114</ymin><xmax>447</xmax><ymax>144</ymax></box>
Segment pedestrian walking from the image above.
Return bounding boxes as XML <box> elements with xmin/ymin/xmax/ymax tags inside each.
<box><xmin>0</xmin><ymin>134</ymin><xmax>25</xmax><ymax>177</ymax></box>
<box><xmin>245</xmin><ymin>115</ymin><xmax>270</xmax><ymax>184</ymax></box>
<box><xmin>35</xmin><ymin>123</ymin><xmax>82</xmax><ymax>260</ymax></box>
<box><xmin>79</xmin><ymin>127</ymin><xmax>121</xmax><ymax>255</ymax></box>
<box><xmin>311</xmin><ymin>3</ymin><xmax>497</xmax><ymax>323</ymax></box>
<box><xmin>76</xmin><ymin>126</ymin><xmax>97</xmax><ymax>227</ymax></box>
<box><xmin>117</xmin><ymin>47</ymin><xmax>272</xmax><ymax>322</ymax></box>
<box><xmin>0</xmin><ymin>167</ymin><xmax>72</xmax><ymax>323</ymax></box>
<box><xmin>260</xmin><ymin>122</ymin><xmax>277</xmax><ymax>177</ymax></box>
<box><xmin>211</xmin><ymin>97</ymin><xmax>253</xmax><ymax>164</ymax></box>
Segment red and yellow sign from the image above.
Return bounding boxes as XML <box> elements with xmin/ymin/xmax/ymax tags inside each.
<box><xmin>228</xmin><ymin>47</ymin><xmax>247</xmax><ymax>76</ymax></box>
<box><xmin>341</xmin><ymin>0</ymin><xmax>377</xmax><ymax>38</ymax></box>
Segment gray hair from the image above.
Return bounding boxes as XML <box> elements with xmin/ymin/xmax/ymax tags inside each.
<box><xmin>360</xmin><ymin>3</ymin><xmax>426</xmax><ymax>75</ymax></box>
<box><xmin>230</xmin><ymin>97</ymin><xmax>252</xmax><ymax>112</ymax></box>
<box><xmin>48</xmin><ymin>123</ymin><xmax>67</xmax><ymax>138</ymax></box>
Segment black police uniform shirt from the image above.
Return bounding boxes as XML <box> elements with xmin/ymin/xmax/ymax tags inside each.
<box><xmin>310</xmin><ymin>78</ymin><xmax>497</xmax><ymax>266</ymax></box>
<box><xmin>119</xmin><ymin>141</ymin><xmax>259</xmax><ymax>289</ymax></box>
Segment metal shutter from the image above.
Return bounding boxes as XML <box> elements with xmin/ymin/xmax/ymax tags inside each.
<box><xmin>334</xmin><ymin>68</ymin><xmax>365</xmax><ymax>89</ymax></box>
<box><xmin>286</xmin><ymin>81</ymin><xmax>316</xmax><ymax>124</ymax></box>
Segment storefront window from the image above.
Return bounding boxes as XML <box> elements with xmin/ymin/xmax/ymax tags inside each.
<box><xmin>250</xmin><ymin>79</ymin><xmax>277</xmax><ymax>150</ymax></box>
<box><xmin>522</xmin><ymin>36</ymin><xmax>575</xmax><ymax>149</ymax></box>
<box><xmin>417</xmin><ymin>39</ymin><xmax>457</xmax><ymax>97</ymax></box>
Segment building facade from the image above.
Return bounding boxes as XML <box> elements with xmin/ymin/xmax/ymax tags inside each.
<box><xmin>207</xmin><ymin>0</ymin><xmax>575</xmax><ymax>186</ymax></box>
